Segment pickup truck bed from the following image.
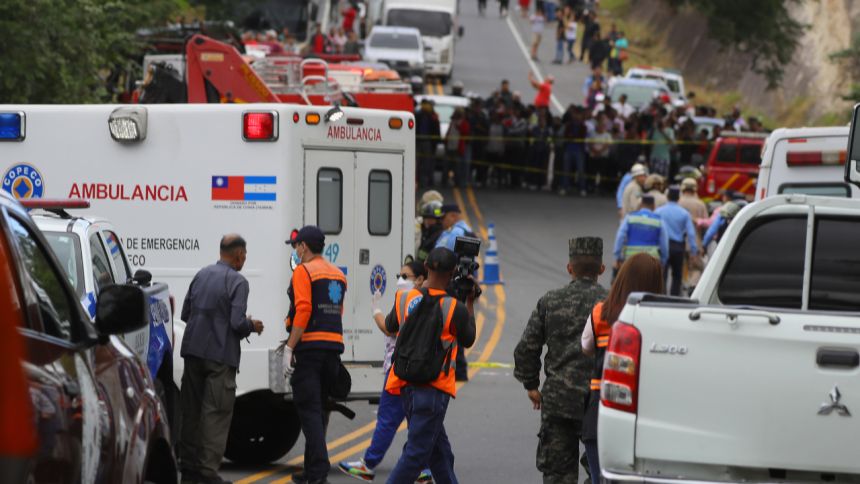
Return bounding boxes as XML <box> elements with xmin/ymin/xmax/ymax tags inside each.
<box><xmin>599</xmin><ymin>194</ymin><xmax>860</xmax><ymax>483</ymax></box>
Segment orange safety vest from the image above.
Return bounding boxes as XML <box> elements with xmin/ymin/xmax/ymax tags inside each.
<box><xmin>590</xmin><ymin>302</ymin><xmax>612</xmax><ymax>391</ymax></box>
<box><xmin>287</xmin><ymin>257</ymin><xmax>347</xmax><ymax>352</ymax></box>
<box><xmin>385</xmin><ymin>288</ymin><xmax>460</xmax><ymax>397</ymax></box>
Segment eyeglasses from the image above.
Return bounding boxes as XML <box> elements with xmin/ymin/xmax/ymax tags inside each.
<box><xmin>396</xmin><ymin>273</ymin><xmax>416</xmax><ymax>280</ymax></box>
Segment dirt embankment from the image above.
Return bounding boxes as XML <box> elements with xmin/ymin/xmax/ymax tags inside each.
<box><xmin>626</xmin><ymin>0</ymin><xmax>858</xmax><ymax>124</ymax></box>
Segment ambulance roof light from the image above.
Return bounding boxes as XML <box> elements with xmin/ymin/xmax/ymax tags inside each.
<box><xmin>0</xmin><ymin>112</ymin><xmax>25</xmax><ymax>141</ymax></box>
<box><xmin>243</xmin><ymin>111</ymin><xmax>279</xmax><ymax>141</ymax></box>
<box><xmin>325</xmin><ymin>105</ymin><xmax>344</xmax><ymax>123</ymax></box>
<box><xmin>108</xmin><ymin>107</ymin><xmax>147</xmax><ymax>142</ymax></box>
<box><xmin>19</xmin><ymin>199</ymin><xmax>91</xmax><ymax>209</ymax></box>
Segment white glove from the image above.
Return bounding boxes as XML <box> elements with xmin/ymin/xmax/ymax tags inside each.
<box><xmin>371</xmin><ymin>290</ymin><xmax>383</xmax><ymax>316</ymax></box>
<box><xmin>283</xmin><ymin>345</ymin><xmax>294</xmax><ymax>379</ymax></box>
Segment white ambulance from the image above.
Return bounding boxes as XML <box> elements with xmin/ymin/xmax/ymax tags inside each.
<box><xmin>756</xmin><ymin>126</ymin><xmax>860</xmax><ymax>200</ymax></box>
<box><xmin>0</xmin><ymin>104</ymin><xmax>416</xmax><ymax>464</ymax></box>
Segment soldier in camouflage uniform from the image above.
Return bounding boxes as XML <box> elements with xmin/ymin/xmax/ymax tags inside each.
<box><xmin>514</xmin><ymin>237</ymin><xmax>609</xmax><ymax>484</ymax></box>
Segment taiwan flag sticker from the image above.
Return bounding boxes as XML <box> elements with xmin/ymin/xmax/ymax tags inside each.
<box><xmin>212</xmin><ymin>176</ymin><xmax>276</xmax><ymax>201</ymax></box>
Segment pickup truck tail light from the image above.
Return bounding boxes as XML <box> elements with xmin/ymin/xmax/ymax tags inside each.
<box><xmin>601</xmin><ymin>322</ymin><xmax>642</xmax><ymax>414</ymax></box>
<box><xmin>786</xmin><ymin>151</ymin><xmax>846</xmax><ymax>166</ymax></box>
<box><xmin>707</xmin><ymin>175</ymin><xmax>715</xmax><ymax>195</ymax></box>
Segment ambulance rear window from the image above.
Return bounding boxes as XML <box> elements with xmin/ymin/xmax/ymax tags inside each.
<box><xmin>318</xmin><ymin>168</ymin><xmax>343</xmax><ymax>234</ymax></box>
<box><xmin>368</xmin><ymin>170</ymin><xmax>392</xmax><ymax>235</ymax></box>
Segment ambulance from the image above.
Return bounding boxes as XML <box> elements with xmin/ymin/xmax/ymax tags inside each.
<box><xmin>756</xmin><ymin>126</ymin><xmax>859</xmax><ymax>200</ymax></box>
<box><xmin>0</xmin><ymin>104</ymin><xmax>416</xmax><ymax>464</ymax></box>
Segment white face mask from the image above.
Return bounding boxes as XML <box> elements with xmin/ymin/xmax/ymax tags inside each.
<box><xmin>396</xmin><ymin>277</ymin><xmax>413</xmax><ymax>291</ymax></box>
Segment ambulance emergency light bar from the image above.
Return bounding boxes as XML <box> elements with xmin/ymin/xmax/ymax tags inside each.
<box><xmin>0</xmin><ymin>112</ymin><xmax>25</xmax><ymax>141</ymax></box>
<box><xmin>19</xmin><ymin>199</ymin><xmax>90</xmax><ymax>218</ymax></box>
<box><xmin>108</xmin><ymin>107</ymin><xmax>147</xmax><ymax>142</ymax></box>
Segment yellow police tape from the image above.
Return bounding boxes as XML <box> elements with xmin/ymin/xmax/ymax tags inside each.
<box><xmin>417</xmin><ymin>152</ymin><xmax>629</xmax><ymax>182</ymax></box>
<box><xmin>417</xmin><ymin>134</ymin><xmax>713</xmax><ymax>145</ymax></box>
<box><xmin>468</xmin><ymin>362</ymin><xmax>515</xmax><ymax>368</ymax></box>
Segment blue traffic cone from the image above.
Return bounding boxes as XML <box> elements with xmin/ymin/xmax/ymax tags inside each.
<box><xmin>480</xmin><ymin>222</ymin><xmax>504</xmax><ymax>285</ymax></box>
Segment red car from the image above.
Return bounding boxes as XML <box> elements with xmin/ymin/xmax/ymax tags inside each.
<box><xmin>0</xmin><ymin>191</ymin><xmax>177</xmax><ymax>484</ymax></box>
<box><xmin>699</xmin><ymin>132</ymin><xmax>768</xmax><ymax>201</ymax></box>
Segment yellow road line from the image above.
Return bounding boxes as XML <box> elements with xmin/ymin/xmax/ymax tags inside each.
<box><xmin>720</xmin><ymin>173</ymin><xmax>739</xmax><ymax>192</ymax></box>
<box><xmin>426</xmin><ymin>79</ymin><xmax>433</xmax><ymax>95</ymax></box>
<box><xmin>452</xmin><ymin>188</ymin><xmax>472</xmax><ymax>229</ymax></box>
<box><xmin>436</xmin><ymin>77</ymin><xmax>443</xmax><ymax>96</ymax></box>
<box><xmin>466</xmin><ymin>187</ymin><xmax>487</xmax><ymax>239</ymax></box>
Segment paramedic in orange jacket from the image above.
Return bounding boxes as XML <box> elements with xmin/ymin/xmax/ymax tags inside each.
<box><xmin>384</xmin><ymin>247</ymin><xmax>478</xmax><ymax>484</ymax></box>
<box><xmin>283</xmin><ymin>225</ymin><xmax>347</xmax><ymax>484</ymax></box>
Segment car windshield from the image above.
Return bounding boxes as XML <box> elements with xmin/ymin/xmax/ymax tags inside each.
<box><xmin>42</xmin><ymin>232</ymin><xmax>84</xmax><ymax>298</ymax></box>
<box><xmin>630</xmin><ymin>73</ymin><xmax>681</xmax><ymax>93</ymax></box>
<box><xmin>387</xmin><ymin>9</ymin><xmax>452</xmax><ymax>37</ymax></box>
<box><xmin>610</xmin><ymin>85</ymin><xmax>660</xmax><ymax>107</ymax></box>
<box><xmin>369</xmin><ymin>32</ymin><xmax>420</xmax><ymax>49</ymax></box>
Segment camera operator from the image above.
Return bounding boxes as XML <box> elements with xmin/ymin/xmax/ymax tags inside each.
<box><xmin>384</xmin><ymin>247</ymin><xmax>479</xmax><ymax>484</ymax></box>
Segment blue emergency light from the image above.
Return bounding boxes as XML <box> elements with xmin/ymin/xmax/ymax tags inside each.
<box><xmin>0</xmin><ymin>112</ymin><xmax>25</xmax><ymax>141</ymax></box>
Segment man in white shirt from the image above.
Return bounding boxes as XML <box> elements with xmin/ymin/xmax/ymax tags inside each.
<box><xmin>530</xmin><ymin>10</ymin><xmax>546</xmax><ymax>61</ymax></box>
<box><xmin>611</xmin><ymin>94</ymin><xmax>636</xmax><ymax>121</ymax></box>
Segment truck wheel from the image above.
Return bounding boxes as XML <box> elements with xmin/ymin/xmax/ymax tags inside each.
<box><xmin>154</xmin><ymin>377</ymin><xmax>181</xmax><ymax>447</ymax></box>
<box><xmin>224</xmin><ymin>391</ymin><xmax>301</xmax><ymax>465</ymax></box>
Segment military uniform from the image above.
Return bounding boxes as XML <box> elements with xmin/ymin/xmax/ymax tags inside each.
<box><xmin>514</xmin><ymin>238</ymin><xmax>609</xmax><ymax>484</ymax></box>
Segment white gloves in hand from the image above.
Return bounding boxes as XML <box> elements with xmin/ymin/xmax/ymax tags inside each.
<box><xmin>283</xmin><ymin>345</ymin><xmax>294</xmax><ymax>379</ymax></box>
<box><xmin>371</xmin><ymin>290</ymin><xmax>383</xmax><ymax>316</ymax></box>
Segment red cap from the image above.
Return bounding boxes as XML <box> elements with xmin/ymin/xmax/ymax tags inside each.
<box><xmin>659</xmin><ymin>94</ymin><xmax>671</xmax><ymax>103</ymax></box>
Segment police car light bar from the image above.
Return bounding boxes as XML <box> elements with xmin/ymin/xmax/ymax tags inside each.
<box><xmin>0</xmin><ymin>112</ymin><xmax>25</xmax><ymax>141</ymax></box>
<box><xmin>19</xmin><ymin>199</ymin><xmax>91</xmax><ymax>209</ymax></box>
<box><xmin>108</xmin><ymin>107</ymin><xmax>147</xmax><ymax>142</ymax></box>
<box><xmin>243</xmin><ymin>111</ymin><xmax>278</xmax><ymax>141</ymax></box>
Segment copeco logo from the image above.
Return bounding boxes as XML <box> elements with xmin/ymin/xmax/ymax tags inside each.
<box><xmin>3</xmin><ymin>163</ymin><xmax>44</xmax><ymax>199</ymax></box>
<box><xmin>370</xmin><ymin>264</ymin><xmax>387</xmax><ymax>295</ymax></box>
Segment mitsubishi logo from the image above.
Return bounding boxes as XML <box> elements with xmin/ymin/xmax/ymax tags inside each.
<box><xmin>818</xmin><ymin>385</ymin><xmax>851</xmax><ymax>417</ymax></box>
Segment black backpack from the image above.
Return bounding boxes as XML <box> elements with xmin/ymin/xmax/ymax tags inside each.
<box><xmin>392</xmin><ymin>289</ymin><xmax>455</xmax><ymax>384</ymax></box>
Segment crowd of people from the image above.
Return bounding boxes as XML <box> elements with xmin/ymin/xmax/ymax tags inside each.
<box><xmin>240</xmin><ymin>2</ymin><xmax>361</xmax><ymax>56</ymax></box>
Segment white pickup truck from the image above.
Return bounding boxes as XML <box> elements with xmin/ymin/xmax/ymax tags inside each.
<box><xmin>599</xmin><ymin>192</ymin><xmax>860</xmax><ymax>484</ymax></box>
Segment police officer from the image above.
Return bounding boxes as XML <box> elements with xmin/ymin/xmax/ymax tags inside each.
<box><xmin>514</xmin><ymin>237</ymin><xmax>609</xmax><ymax>484</ymax></box>
<box><xmin>654</xmin><ymin>186</ymin><xmax>697</xmax><ymax>296</ymax></box>
<box><xmin>677</xmin><ymin>178</ymin><xmax>707</xmax><ymax>291</ymax></box>
<box><xmin>614</xmin><ymin>194</ymin><xmax>670</xmax><ymax>269</ymax></box>
<box><xmin>417</xmin><ymin>200</ymin><xmax>445</xmax><ymax>262</ymax></box>
<box><xmin>644</xmin><ymin>174</ymin><xmax>667</xmax><ymax>208</ymax></box>
<box><xmin>283</xmin><ymin>226</ymin><xmax>348</xmax><ymax>484</ymax></box>
<box><xmin>620</xmin><ymin>164</ymin><xmax>648</xmax><ymax>218</ymax></box>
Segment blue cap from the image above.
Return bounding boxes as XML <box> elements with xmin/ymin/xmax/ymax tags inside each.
<box><xmin>286</xmin><ymin>225</ymin><xmax>325</xmax><ymax>246</ymax></box>
<box><xmin>439</xmin><ymin>203</ymin><xmax>461</xmax><ymax>214</ymax></box>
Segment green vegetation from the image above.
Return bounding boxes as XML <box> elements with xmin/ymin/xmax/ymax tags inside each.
<box><xmin>662</xmin><ymin>0</ymin><xmax>807</xmax><ymax>90</ymax></box>
<box><xmin>829</xmin><ymin>33</ymin><xmax>860</xmax><ymax>102</ymax></box>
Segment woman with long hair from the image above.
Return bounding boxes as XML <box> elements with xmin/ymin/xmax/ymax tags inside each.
<box><xmin>580</xmin><ymin>253</ymin><xmax>663</xmax><ymax>483</ymax></box>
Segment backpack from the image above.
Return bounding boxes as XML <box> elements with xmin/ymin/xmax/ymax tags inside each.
<box><xmin>391</xmin><ymin>289</ymin><xmax>455</xmax><ymax>384</ymax></box>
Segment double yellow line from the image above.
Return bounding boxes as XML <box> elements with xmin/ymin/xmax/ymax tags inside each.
<box><xmin>237</xmin><ymin>187</ymin><xmax>505</xmax><ymax>484</ymax></box>
<box><xmin>425</xmin><ymin>77</ymin><xmax>445</xmax><ymax>95</ymax></box>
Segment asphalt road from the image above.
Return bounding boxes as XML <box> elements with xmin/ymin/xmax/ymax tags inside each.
<box><xmin>220</xmin><ymin>4</ymin><xmax>617</xmax><ymax>483</ymax></box>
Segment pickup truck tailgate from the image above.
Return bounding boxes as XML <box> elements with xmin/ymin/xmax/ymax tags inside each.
<box><xmin>633</xmin><ymin>304</ymin><xmax>860</xmax><ymax>473</ymax></box>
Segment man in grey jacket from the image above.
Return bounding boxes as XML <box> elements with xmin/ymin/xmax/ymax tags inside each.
<box><xmin>179</xmin><ymin>234</ymin><xmax>264</xmax><ymax>484</ymax></box>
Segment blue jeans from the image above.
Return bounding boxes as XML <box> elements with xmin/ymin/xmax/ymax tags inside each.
<box><xmin>567</xmin><ymin>38</ymin><xmax>576</xmax><ymax>60</ymax></box>
<box><xmin>562</xmin><ymin>150</ymin><xmax>585</xmax><ymax>191</ymax></box>
<box><xmin>555</xmin><ymin>38</ymin><xmax>565</xmax><ymax>62</ymax></box>
<box><xmin>584</xmin><ymin>441</ymin><xmax>601</xmax><ymax>484</ymax></box>
<box><xmin>386</xmin><ymin>386</ymin><xmax>457</xmax><ymax>484</ymax></box>
<box><xmin>364</xmin><ymin>372</ymin><xmax>406</xmax><ymax>469</ymax></box>
<box><xmin>543</xmin><ymin>2</ymin><xmax>556</xmax><ymax>22</ymax></box>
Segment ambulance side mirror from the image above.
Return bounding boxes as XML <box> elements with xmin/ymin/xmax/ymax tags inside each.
<box><xmin>845</xmin><ymin>103</ymin><xmax>860</xmax><ymax>187</ymax></box>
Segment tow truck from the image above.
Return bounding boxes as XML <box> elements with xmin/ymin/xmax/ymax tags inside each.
<box><xmin>0</xmin><ymin>102</ymin><xmax>416</xmax><ymax>465</ymax></box>
<box><xmin>20</xmin><ymin>199</ymin><xmax>180</xmax><ymax>442</ymax></box>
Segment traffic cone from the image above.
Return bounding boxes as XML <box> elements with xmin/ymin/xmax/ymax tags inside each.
<box><xmin>480</xmin><ymin>222</ymin><xmax>504</xmax><ymax>285</ymax></box>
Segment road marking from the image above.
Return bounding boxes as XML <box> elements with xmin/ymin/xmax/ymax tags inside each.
<box><xmin>436</xmin><ymin>77</ymin><xmax>444</xmax><ymax>95</ymax></box>
<box><xmin>465</xmin><ymin>311</ymin><xmax>484</xmax><ymax>357</ymax></box>
<box><xmin>466</xmin><ymin>187</ymin><xmax>487</xmax><ymax>239</ymax></box>
<box><xmin>468</xmin><ymin>362</ymin><xmax>515</xmax><ymax>368</ymax></box>
<box><xmin>504</xmin><ymin>15</ymin><xmax>564</xmax><ymax>113</ymax></box>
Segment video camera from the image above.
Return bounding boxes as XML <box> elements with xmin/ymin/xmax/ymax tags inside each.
<box><xmin>453</xmin><ymin>236</ymin><xmax>483</xmax><ymax>300</ymax></box>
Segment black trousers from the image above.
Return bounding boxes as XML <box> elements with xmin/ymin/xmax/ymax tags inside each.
<box><xmin>664</xmin><ymin>240</ymin><xmax>686</xmax><ymax>296</ymax></box>
<box><xmin>291</xmin><ymin>349</ymin><xmax>340</xmax><ymax>480</ymax></box>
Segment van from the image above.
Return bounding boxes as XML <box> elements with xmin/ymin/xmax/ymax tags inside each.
<box><xmin>625</xmin><ymin>65</ymin><xmax>687</xmax><ymax>107</ymax></box>
<box><xmin>382</xmin><ymin>0</ymin><xmax>462</xmax><ymax>82</ymax></box>
<box><xmin>756</xmin><ymin>126</ymin><xmax>858</xmax><ymax>200</ymax></box>
<box><xmin>698</xmin><ymin>132</ymin><xmax>768</xmax><ymax>201</ymax></box>
<box><xmin>363</xmin><ymin>26</ymin><xmax>425</xmax><ymax>80</ymax></box>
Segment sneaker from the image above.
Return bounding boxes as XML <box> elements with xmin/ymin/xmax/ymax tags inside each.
<box><xmin>416</xmin><ymin>469</ymin><xmax>434</xmax><ymax>483</ymax></box>
<box><xmin>338</xmin><ymin>459</ymin><xmax>375</xmax><ymax>482</ymax></box>
<box><xmin>292</xmin><ymin>472</ymin><xmax>310</xmax><ymax>484</ymax></box>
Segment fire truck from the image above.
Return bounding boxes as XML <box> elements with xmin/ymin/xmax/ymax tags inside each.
<box><xmin>0</xmin><ymin>103</ymin><xmax>415</xmax><ymax>464</ymax></box>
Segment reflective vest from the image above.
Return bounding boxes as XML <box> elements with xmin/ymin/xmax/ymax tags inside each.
<box><xmin>287</xmin><ymin>257</ymin><xmax>347</xmax><ymax>352</ymax></box>
<box><xmin>623</xmin><ymin>209</ymin><xmax>662</xmax><ymax>259</ymax></box>
<box><xmin>385</xmin><ymin>288</ymin><xmax>460</xmax><ymax>397</ymax></box>
<box><xmin>589</xmin><ymin>302</ymin><xmax>612</xmax><ymax>391</ymax></box>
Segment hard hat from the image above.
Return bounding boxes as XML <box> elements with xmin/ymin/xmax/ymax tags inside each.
<box><xmin>419</xmin><ymin>200</ymin><xmax>443</xmax><ymax>218</ymax></box>
<box><xmin>644</xmin><ymin>174</ymin><xmax>663</xmax><ymax>190</ymax></box>
<box><xmin>721</xmin><ymin>201</ymin><xmax>740</xmax><ymax>220</ymax></box>
<box><xmin>680</xmin><ymin>178</ymin><xmax>698</xmax><ymax>191</ymax></box>
<box><xmin>630</xmin><ymin>163</ymin><xmax>647</xmax><ymax>177</ymax></box>
<box><xmin>418</xmin><ymin>190</ymin><xmax>443</xmax><ymax>211</ymax></box>
<box><xmin>452</xmin><ymin>80</ymin><xmax>464</xmax><ymax>89</ymax></box>
<box><xmin>677</xmin><ymin>165</ymin><xmax>701</xmax><ymax>180</ymax></box>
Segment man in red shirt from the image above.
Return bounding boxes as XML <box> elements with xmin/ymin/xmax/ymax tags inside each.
<box><xmin>528</xmin><ymin>71</ymin><xmax>554</xmax><ymax>111</ymax></box>
<box><xmin>342</xmin><ymin>2</ymin><xmax>357</xmax><ymax>32</ymax></box>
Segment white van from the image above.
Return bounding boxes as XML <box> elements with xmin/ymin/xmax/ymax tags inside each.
<box><xmin>756</xmin><ymin>126</ymin><xmax>859</xmax><ymax>200</ymax></box>
<box><xmin>382</xmin><ymin>0</ymin><xmax>462</xmax><ymax>82</ymax></box>
<box><xmin>625</xmin><ymin>66</ymin><xmax>687</xmax><ymax>107</ymax></box>
<box><xmin>0</xmin><ymin>103</ymin><xmax>415</xmax><ymax>464</ymax></box>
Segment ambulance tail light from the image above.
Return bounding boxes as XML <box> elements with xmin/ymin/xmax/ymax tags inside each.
<box><xmin>293</xmin><ymin>112</ymin><xmax>300</xmax><ymax>123</ymax></box>
<box><xmin>408</xmin><ymin>119</ymin><xmax>414</xmax><ymax>129</ymax></box>
<box><xmin>108</xmin><ymin>107</ymin><xmax>147</xmax><ymax>142</ymax></box>
<box><xmin>0</xmin><ymin>112</ymin><xmax>25</xmax><ymax>141</ymax></box>
<box><xmin>18</xmin><ymin>199</ymin><xmax>90</xmax><ymax>210</ymax></box>
<box><xmin>389</xmin><ymin>118</ymin><xmax>403</xmax><ymax>129</ymax></box>
<box><xmin>306</xmin><ymin>113</ymin><xmax>321</xmax><ymax>125</ymax></box>
<box><xmin>243</xmin><ymin>112</ymin><xmax>278</xmax><ymax>141</ymax></box>
<box><xmin>786</xmin><ymin>151</ymin><xmax>846</xmax><ymax>166</ymax></box>
<box><xmin>601</xmin><ymin>322</ymin><xmax>641</xmax><ymax>414</ymax></box>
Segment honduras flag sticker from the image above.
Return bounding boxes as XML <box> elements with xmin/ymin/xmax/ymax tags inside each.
<box><xmin>212</xmin><ymin>176</ymin><xmax>276</xmax><ymax>201</ymax></box>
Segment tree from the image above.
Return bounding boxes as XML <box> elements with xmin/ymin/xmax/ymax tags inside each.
<box><xmin>0</xmin><ymin>0</ymin><xmax>178</xmax><ymax>104</ymax></box>
<box><xmin>663</xmin><ymin>0</ymin><xmax>808</xmax><ymax>90</ymax></box>
<box><xmin>829</xmin><ymin>33</ymin><xmax>860</xmax><ymax>102</ymax></box>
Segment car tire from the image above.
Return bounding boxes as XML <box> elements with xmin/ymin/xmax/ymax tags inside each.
<box><xmin>224</xmin><ymin>392</ymin><xmax>301</xmax><ymax>465</ymax></box>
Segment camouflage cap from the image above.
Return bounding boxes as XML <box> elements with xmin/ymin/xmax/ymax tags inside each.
<box><xmin>569</xmin><ymin>237</ymin><xmax>603</xmax><ymax>257</ymax></box>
